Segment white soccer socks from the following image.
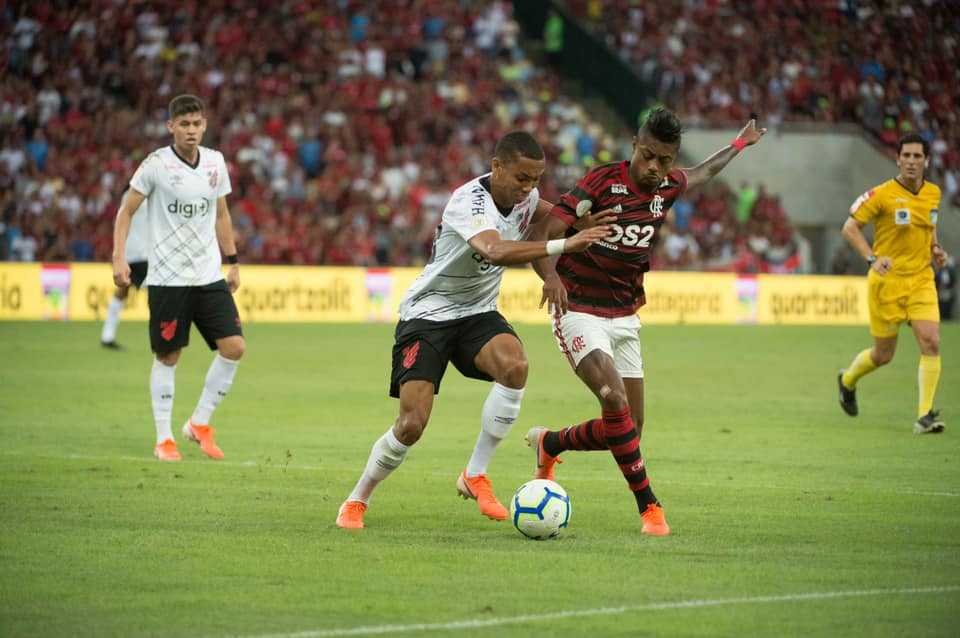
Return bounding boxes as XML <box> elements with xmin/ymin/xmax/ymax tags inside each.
<box><xmin>150</xmin><ymin>359</ymin><xmax>176</xmax><ymax>444</ymax></box>
<box><xmin>190</xmin><ymin>354</ymin><xmax>239</xmax><ymax>425</ymax></box>
<box><xmin>348</xmin><ymin>428</ymin><xmax>410</xmax><ymax>504</ymax></box>
<box><xmin>466</xmin><ymin>383</ymin><xmax>525</xmax><ymax>477</ymax></box>
<box><xmin>101</xmin><ymin>297</ymin><xmax>124</xmax><ymax>343</ymax></box>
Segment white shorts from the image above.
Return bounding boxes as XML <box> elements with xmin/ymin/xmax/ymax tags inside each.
<box><xmin>551</xmin><ymin>310</ymin><xmax>644</xmax><ymax>378</ymax></box>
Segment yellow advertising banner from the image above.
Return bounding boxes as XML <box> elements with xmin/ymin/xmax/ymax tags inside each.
<box><xmin>641</xmin><ymin>272</ymin><xmax>742</xmax><ymax>324</ymax></box>
<box><xmin>233</xmin><ymin>266</ymin><xmax>365</xmax><ymax>322</ymax></box>
<box><xmin>0</xmin><ymin>263</ymin><xmax>870</xmax><ymax>326</ymax></box>
<box><xmin>756</xmin><ymin>274</ymin><xmax>868</xmax><ymax>324</ymax></box>
<box><xmin>0</xmin><ymin>262</ymin><xmax>44</xmax><ymax>320</ymax></box>
<box><xmin>499</xmin><ymin>269</ymin><xmax>553</xmax><ymax>323</ymax></box>
<box><xmin>498</xmin><ymin>270</ymin><xmax>744</xmax><ymax>324</ymax></box>
<box><xmin>70</xmin><ymin>263</ymin><xmax>149</xmax><ymax>321</ymax></box>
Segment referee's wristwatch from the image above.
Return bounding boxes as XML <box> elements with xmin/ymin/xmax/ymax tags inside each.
<box><xmin>866</xmin><ymin>254</ymin><xmax>877</xmax><ymax>265</ymax></box>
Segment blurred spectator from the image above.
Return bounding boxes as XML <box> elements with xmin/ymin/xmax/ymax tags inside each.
<box><xmin>8</xmin><ymin>216</ymin><xmax>37</xmax><ymax>261</ymax></box>
<box><xmin>661</xmin><ymin>222</ymin><xmax>700</xmax><ymax>271</ymax></box>
<box><xmin>561</xmin><ymin>0</ymin><xmax>960</xmax><ymax>194</ymax></box>
<box><xmin>937</xmin><ymin>256</ymin><xmax>956</xmax><ymax>321</ymax></box>
<box><xmin>0</xmin><ymin>0</ymin><xmax>804</xmax><ymax>275</ymax></box>
<box><xmin>735</xmin><ymin>181</ymin><xmax>757</xmax><ymax>226</ymax></box>
<box><xmin>831</xmin><ymin>246</ymin><xmax>855</xmax><ymax>276</ymax></box>
<box><xmin>543</xmin><ymin>9</ymin><xmax>564</xmax><ymax>68</ymax></box>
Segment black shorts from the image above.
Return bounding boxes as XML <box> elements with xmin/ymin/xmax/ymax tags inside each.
<box><xmin>389</xmin><ymin>311</ymin><xmax>519</xmax><ymax>398</ymax></box>
<box><xmin>129</xmin><ymin>261</ymin><xmax>148</xmax><ymax>289</ymax></box>
<box><xmin>148</xmin><ymin>280</ymin><xmax>243</xmax><ymax>353</ymax></box>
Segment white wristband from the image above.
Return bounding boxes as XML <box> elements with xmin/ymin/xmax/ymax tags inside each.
<box><xmin>546</xmin><ymin>239</ymin><xmax>566</xmax><ymax>256</ymax></box>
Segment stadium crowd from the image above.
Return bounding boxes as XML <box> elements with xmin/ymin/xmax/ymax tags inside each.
<box><xmin>7</xmin><ymin>0</ymin><xmax>937</xmax><ymax>273</ymax></box>
<box><xmin>563</xmin><ymin>0</ymin><xmax>960</xmax><ymax>208</ymax></box>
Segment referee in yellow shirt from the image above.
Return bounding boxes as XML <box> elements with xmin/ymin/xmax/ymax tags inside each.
<box><xmin>838</xmin><ymin>133</ymin><xmax>950</xmax><ymax>433</ymax></box>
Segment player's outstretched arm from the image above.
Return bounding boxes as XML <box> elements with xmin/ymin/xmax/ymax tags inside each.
<box><xmin>684</xmin><ymin>117</ymin><xmax>767</xmax><ymax>190</ymax></box>
<box><xmin>468</xmin><ymin>222</ymin><xmax>610</xmax><ymax>268</ymax></box>
<box><xmin>112</xmin><ymin>188</ymin><xmax>146</xmax><ymax>287</ymax></box>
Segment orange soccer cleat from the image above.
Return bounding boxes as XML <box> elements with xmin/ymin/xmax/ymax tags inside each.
<box><xmin>153</xmin><ymin>439</ymin><xmax>182</xmax><ymax>461</ymax></box>
<box><xmin>335</xmin><ymin>501</ymin><xmax>368</xmax><ymax>529</ymax></box>
<box><xmin>182</xmin><ymin>420</ymin><xmax>224</xmax><ymax>459</ymax></box>
<box><xmin>525</xmin><ymin>426</ymin><xmax>562</xmax><ymax>480</ymax></box>
<box><xmin>640</xmin><ymin>503</ymin><xmax>671</xmax><ymax>536</ymax></box>
<box><xmin>456</xmin><ymin>470</ymin><xmax>508</xmax><ymax>520</ymax></box>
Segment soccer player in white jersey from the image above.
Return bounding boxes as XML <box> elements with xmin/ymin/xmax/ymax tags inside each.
<box><xmin>336</xmin><ymin>131</ymin><xmax>613</xmax><ymax>529</ymax></box>
<box><xmin>112</xmin><ymin>94</ymin><xmax>245</xmax><ymax>462</ymax></box>
<box><xmin>101</xmin><ymin>190</ymin><xmax>149</xmax><ymax>350</ymax></box>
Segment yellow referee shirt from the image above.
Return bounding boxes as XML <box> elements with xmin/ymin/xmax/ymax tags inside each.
<box><xmin>849</xmin><ymin>178</ymin><xmax>941</xmax><ymax>277</ymax></box>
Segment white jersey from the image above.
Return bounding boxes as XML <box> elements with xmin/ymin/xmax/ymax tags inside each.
<box><xmin>124</xmin><ymin>196</ymin><xmax>150</xmax><ymax>264</ymax></box>
<box><xmin>129</xmin><ymin>145</ymin><xmax>232</xmax><ymax>286</ymax></box>
<box><xmin>398</xmin><ymin>174</ymin><xmax>539</xmax><ymax>321</ymax></box>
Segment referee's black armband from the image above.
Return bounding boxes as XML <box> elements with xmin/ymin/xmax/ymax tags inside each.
<box><xmin>226</xmin><ymin>254</ymin><xmax>239</xmax><ymax>265</ymax></box>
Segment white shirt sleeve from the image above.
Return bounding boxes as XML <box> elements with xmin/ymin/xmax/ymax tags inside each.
<box><xmin>214</xmin><ymin>151</ymin><xmax>232</xmax><ymax>199</ymax></box>
<box><xmin>442</xmin><ymin>183</ymin><xmax>498</xmax><ymax>243</ymax></box>
<box><xmin>129</xmin><ymin>152</ymin><xmax>160</xmax><ymax>197</ymax></box>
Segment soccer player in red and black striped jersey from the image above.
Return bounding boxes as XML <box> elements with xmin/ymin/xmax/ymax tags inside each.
<box><xmin>526</xmin><ymin>108</ymin><xmax>766</xmax><ymax>535</ymax></box>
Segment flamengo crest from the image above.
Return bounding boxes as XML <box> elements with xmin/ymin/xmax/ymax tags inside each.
<box><xmin>650</xmin><ymin>194</ymin><xmax>664</xmax><ymax>217</ymax></box>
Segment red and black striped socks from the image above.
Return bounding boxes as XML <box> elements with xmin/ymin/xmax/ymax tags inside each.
<box><xmin>602</xmin><ymin>406</ymin><xmax>658</xmax><ymax>511</ymax></box>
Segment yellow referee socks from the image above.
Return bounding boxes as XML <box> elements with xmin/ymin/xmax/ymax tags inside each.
<box><xmin>842</xmin><ymin>348</ymin><xmax>878</xmax><ymax>388</ymax></box>
<box><xmin>918</xmin><ymin>354</ymin><xmax>942</xmax><ymax>417</ymax></box>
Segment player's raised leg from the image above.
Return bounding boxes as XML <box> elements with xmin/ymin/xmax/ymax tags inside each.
<box><xmin>839</xmin><ymin>337</ymin><xmax>893</xmax><ymax>417</ymax></box>
<box><xmin>526</xmin><ymin>420</ymin><xmax>611</xmax><ymax>480</ymax></box>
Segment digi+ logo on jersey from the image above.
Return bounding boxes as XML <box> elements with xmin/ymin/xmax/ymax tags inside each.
<box><xmin>167</xmin><ymin>199</ymin><xmax>211</xmax><ymax>219</ymax></box>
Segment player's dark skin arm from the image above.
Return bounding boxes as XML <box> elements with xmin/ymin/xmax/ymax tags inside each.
<box><xmin>684</xmin><ymin>118</ymin><xmax>766</xmax><ymax>190</ymax></box>
<box><xmin>528</xmin><ymin>215</ymin><xmax>573</xmax><ymax>313</ymax></box>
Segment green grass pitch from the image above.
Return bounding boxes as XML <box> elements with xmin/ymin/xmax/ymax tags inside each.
<box><xmin>1</xmin><ymin>320</ymin><xmax>958</xmax><ymax>637</ymax></box>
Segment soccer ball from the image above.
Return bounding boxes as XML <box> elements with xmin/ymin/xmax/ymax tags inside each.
<box><xmin>509</xmin><ymin>479</ymin><xmax>571</xmax><ymax>540</ymax></box>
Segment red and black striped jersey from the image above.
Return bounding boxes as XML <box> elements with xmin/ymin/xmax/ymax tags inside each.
<box><xmin>551</xmin><ymin>162</ymin><xmax>687</xmax><ymax>318</ymax></box>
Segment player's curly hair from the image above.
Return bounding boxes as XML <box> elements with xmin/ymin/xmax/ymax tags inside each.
<box><xmin>495</xmin><ymin>131</ymin><xmax>545</xmax><ymax>164</ymax></box>
<box><xmin>639</xmin><ymin>107</ymin><xmax>683</xmax><ymax>149</ymax></box>
<box><xmin>169</xmin><ymin>94</ymin><xmax>205</xmax><ymax>120</ymax></box>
